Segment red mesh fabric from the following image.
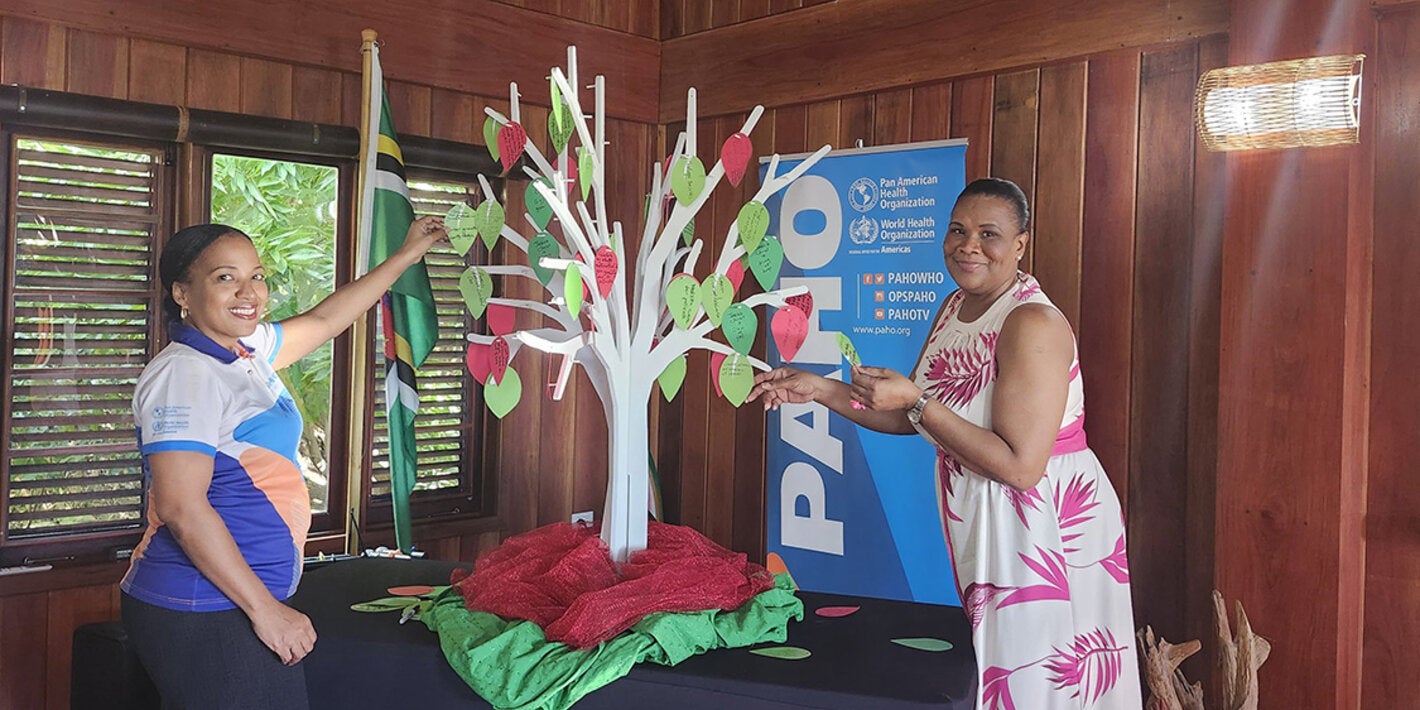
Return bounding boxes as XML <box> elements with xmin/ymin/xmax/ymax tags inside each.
<box><xmin>453</xmin><ymin>521</ymin><xmax>775</xmax><ymax>648</ymax></box>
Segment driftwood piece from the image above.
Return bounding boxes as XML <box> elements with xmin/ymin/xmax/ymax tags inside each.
<box><xmin>1138</xmin><ymin>625</ymin><xmax>1204</xmax><ymax>710</ymax></box>
<box><xmin>1214</xmin><ymin>590</ymin><xmax>1271</xmax><ymax>710</ymax></box>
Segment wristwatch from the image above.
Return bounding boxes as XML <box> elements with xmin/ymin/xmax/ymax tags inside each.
<box><xmin>906</xmin><ymin>392</ymin><xmax>931</xmax><ymax>425</ymax></box>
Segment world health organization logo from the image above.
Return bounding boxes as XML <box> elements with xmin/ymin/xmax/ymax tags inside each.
<box><xmin>848</xmin><ymin>177</ymin><xmax>877</xmax><ymax>212</ymax></box>
<box><xmin>849</xmin><ymin>215</ymin><xmax>880</xmax><ymax>245</ymax></box>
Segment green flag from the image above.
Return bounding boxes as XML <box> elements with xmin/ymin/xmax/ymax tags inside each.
<box><xmin>358</xmin><ymin>43</ymin><xmax>438</xmax><ymax>552</ymax></box>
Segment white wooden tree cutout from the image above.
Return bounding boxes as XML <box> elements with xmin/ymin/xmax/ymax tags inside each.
<box><xmin>455</xmin><ymin>47</ymin><xmax>829</xmax><ymax>562</ymax></box>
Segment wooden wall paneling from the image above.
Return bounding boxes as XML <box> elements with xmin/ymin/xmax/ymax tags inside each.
<box><xmin>909</xmin><ymin>83</ymin><xmax>951</xmax><ymax>142</ymax></box>
<box><xmin>838</xmin><ymin>94</ymin><xmax>874</xmax><ymax>150</ymax></box>
<box><xmin>425</xmin><ymin>534</ymin><xmax>462</xmax><ymax>561</ymax></box>
<box><xmin>1078</xmin><ymin>50</ymin><xmax>1139</xmax><ymax>507</ymax></box>
<box><xmin>1127</xmin><ymin>42</ymin><xmax>1199</xmax><ymax>647</ymax></box>
<box><xmin>65</xmin><ymin>28</ymin><xmax>128</xmax><ymax>99</ymax></box>
<box><xmin>0</xmin><ymin>592</ymin><xmax>47</xmax><ymax>710</ymax></box>
<box><xmin>684</xmin><ymin>0</ymin><xmax>713</xmax><ymax>35</ymax></box>
<box><xmin>341</xmin><ymin>71</ymin><xmax>362</xmax><ymax>129</ymax></box>
<box><xmin>1031</xmin><ymin>62</ymin><xmax>1086</xmax><ymax>328</ymax></box>
<box><xmin>741</xmin><ymin>0</ymin><xmax>772</xmax><ymax>22</ymax></box>
<box><xmin>127</xmin><ymin>39</ymin><xmax>186</xmax><ymax>105</ymax></box>
<box><xmin>45</xmin><ymin>585</ymin><xmax>118</xmax><ymax>710</ymax></box>
<box><xmin>773</xmin><ymin>104</ymin><xmax>808</xmax><ymax>156</ymax></box>
<box><xmin>292</xmin><ymin>66</ymin><xmax>347</xmax><ymax>126</ymax></box>
<box><xmin>805</xmin><ymin>100</ymin><xmax>839</xmax><ymax>150</ymax></box>
<box><xmin>239</xmin><ymin>57</ymin><xmax>293</xmax><ymax>120</ymax></box>
<box><xmin>989</xmin><ymin>69</ymin><xmax>1039</xmax><ymax>270</ymax></box>
<box><xmin>186</xmin><ymin>49</ymin><xmax>242</xmax><ymax>112</ymax></box>
<box><xmin>386</xmin><ymin>81</ymin><xmax>432</xmax><ymax>138</ymax></box>
<box><xmin>562</xmin><ymin>1</ymin><xmax>600</xmax><ymax>25</ymax></box>
<box><xmin>703</xmin><ymin>115</ymin><xmax>742</xmax><ymax>548</ymax></box>
<box><xmin>658</xmin><ymin>0</ymin><xmax>1228</xmax><ymax>121</ymax></box>
<box><xmin>497</xmin><ymin>168</ymin><xmax>546</xmax><ymax>536</ymax></box>
<box><xmin>1</xmin><ymin>16</ymin><xmax>66</xmax><ymax>90</ymax></box>
<box><xmin>4</xmin><ymin>1</ymin><xmax>662</xmax><ymax>123</ymax></box>
<box><xmin>1184</xmin><ymin>34</ymin><xmax>1226</xmax><ymax>698</ymax></box>
<box><xmin>1367</xmin><ymin>10</ymin><xmax>1420</xmax><ymax>706</ymax></box>
<box><xmin>872</xmin><ymin>88</ymin><xmax>913</xmax><ymax>146</ymax></box>
<box><xmin>769</xmin><ymin>0</ymin><xmax>804</xmax><ymax>13</ymax></box>
<box><xmin>660</xmin><ymin>0</ymin><xmax>685</xmax><ymax>40</ymax></box>
<box><xmin>949</xmin><ymin>76</ymin><xmax>993</xmax><ymax>182</ymax></box>
<box><xmin>626</xmin><ymin>0</ymin><xmax>658</xmax><ymax>38</ymax></box>
<box><xmin>655</xmin><ymin>121</ymin><xmax>687</xmax><ymax>525</ymax></box>
<box><xmin>710</xmin><ymin>0</ymin><xmax>740</xmax><ymax>30</ymax></box>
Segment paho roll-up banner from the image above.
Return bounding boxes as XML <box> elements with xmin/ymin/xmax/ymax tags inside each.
<box><xmin>762</xmin><ymin>140</ymin><xmax>966</xmax><ymax>605</ymax></box>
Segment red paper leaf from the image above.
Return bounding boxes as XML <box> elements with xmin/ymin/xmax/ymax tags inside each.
<box><xmin>594</xmin><ymin>246</ymin><xmax>618</xmax><ymax>299</ymax></box>
<box><xmin>785</xmin><ymin>292</ymin><xmax>814</xmax><ymax>318</ymax></box>
<box><xmin>721</xmin><ymin>132</ymin><xmax>753</xmax><ymax>187</ymax></box>
<box><xmin>486</xmin><ymin>303</ymin><xmax>517</xmax><ymax>337</ymax></box>
<box><xmin>726</xmin><ymin>259</ymin><xmax>745</xmax><ymax>294</ymax></box>
<box><xmin>466</xmin><ymin>342</ymin><xmax>492</xmax><ymax>385</ymax></box>
<box><xmin>388</xmin><ymin>585</ymin><xmax>435</xmax><ymax>597</ymax></box>
<box><xmin>771</xmin><ymin>306</ymin><xmax>809</xmax><ymax>361</ymax></box>
<box><xmin>710</xmin><ymin>351</ymin><xmax>727</xmax><ymax>398</ymax></box>
<box><xmin>490</xmin><ymin>336</ymin><xmax>510</xmax><ymax>384</ymax></box>
<box><xmin>498</xmin><ymin>122</ymin><xmax>528</xmax><ymax>174</ymax></box>
<box><xmin>814</xmin><ymin>605</ymin><xmax>860</xmax><ymax>618</ymax></box>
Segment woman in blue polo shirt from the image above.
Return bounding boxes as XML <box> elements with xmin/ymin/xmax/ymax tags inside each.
<box><xmin>122</xmin><ymin>218</ymin><xmax>445</xmax><ymax>709</ymax></box>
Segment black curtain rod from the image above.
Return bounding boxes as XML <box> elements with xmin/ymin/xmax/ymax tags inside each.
<box><xmin>0</xmin><ymin>85</ymin><xmax>501</xmax><ymax>178</ymax></box>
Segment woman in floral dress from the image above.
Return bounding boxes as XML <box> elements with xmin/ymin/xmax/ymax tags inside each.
<box><xmin>749</xmin><ymin>178</ymin><xmax>1141</xmax><ymax>709</ymax></box>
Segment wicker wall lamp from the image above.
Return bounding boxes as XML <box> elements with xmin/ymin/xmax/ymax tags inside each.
<box><xmin>1194</xmin><ymin>54</ymin><xmax>1365</xmax><ymax>152</ymax></box>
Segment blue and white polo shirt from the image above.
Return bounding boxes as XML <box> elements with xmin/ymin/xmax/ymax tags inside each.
<box><xmin>122</xmin><ymin>322</ymin><xmax>309</xmax><ymax>612</ymax></box>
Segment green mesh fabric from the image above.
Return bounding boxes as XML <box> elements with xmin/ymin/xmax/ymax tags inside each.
<box><xmin>421</xmin><ymin>574</ymin><xmax>802</xmax><ymax>710</ymax></box>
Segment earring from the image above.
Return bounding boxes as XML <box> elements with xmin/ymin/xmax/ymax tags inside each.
<box><xmin>180</xmin><ymin>306</ymin><xmax>189</xmax><ymax>321</ymax></box>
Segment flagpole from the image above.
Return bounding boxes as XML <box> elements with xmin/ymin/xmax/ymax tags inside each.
<box><xmin>345</xmin><ymin>28</ymin><xmax>378</xmax><ymax>556</ymax></box>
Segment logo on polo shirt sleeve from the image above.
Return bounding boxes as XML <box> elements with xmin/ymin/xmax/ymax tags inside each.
<box><xmin>150</xmin><ymin>405</ymin><xmax>193</xmax><ymax>434</ymax></box>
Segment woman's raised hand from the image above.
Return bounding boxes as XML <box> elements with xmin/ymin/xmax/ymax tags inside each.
<box><xmin>399</xmin><ymin>214</ymin><xmax>448</xmax><ymax>257</ymax></box>
<box><xmin>747</xmin><ymin>367</ymin><xmax>823</xmax><ymax>411</ymax></box>
<box><xmin>849</xmin><ymin>365</ymin><xmax>923</xmax><ymax>411</ymax></box>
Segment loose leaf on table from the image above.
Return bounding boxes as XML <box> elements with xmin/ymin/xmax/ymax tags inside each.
<box><xmin>350</xmin><ymin>597</ymin><xmax>420</xmax><ymax>613</ymax></box>
<box><xmin>771</xmin><ymin>306</ymin><xmax>809</xmax><ymax>362</ymax></box>
<box><xmin>814</xmin><ymin>605</ymin><xmax>860</xmax><ymax>618</ymax></box>
<box><xmin>658</xmin><ymin>354</ymin><xmax>687</xmax><ymax>402</ymax></box>
<box><xmin>749</xmin><ymin>646</ymin><xmax>812</xmax><ymax>660</ymax></box>
<box><xmin>666</xmin><ymin>274</ymin><xmax>701</xmax><ymax>330</ymax></box>
<box><xmin>484</xmin><ymin>366</ymin><xmax>523</xmax><ymax>419</ymax></box>
<box><xmin>594</xmin><ymin>246</ymin><xmax>618</xmax><ymax>299</ymax></box>
<box><xmin>700</xmin><ymin>273</ymin><xmax>734</xmax><ymax>327</ymax></box>
<box><xmin>891</xmin><ymin>637</ymin><xmax>954</xmax><ymax>652</ymax></box>
<box><xmin>721</xmin><ymin>131</ymin><xmax>753</xmax><ymax>187</ymax></box>
<box><xmin>474</xmin><ymin>199</ymin><xmax>505</xmax><ymax>251</ymax></box>
<box><xmin>497</xmin><ymin>121</ymin><xmax>527</xmax><ymax>174</ymax></box>
<box><xmin>671</xmin><ymin>155</ymin><xmax>706</xmax><ymax>205</ymax></box>
<box><xmin>721</xmin><ymin>303</ymin><xmax>757</xmax><ymax>356</ymax></box>
<box><xmin>482</xmin><ymin>116</ymin><xmax>501</xmax><ymax>163</ymax></box>
<box><xmin>458</xmin><ymin>267</ymin><xmax>493</xmax><ymax>319</ymax></box>
<box><xmin>527</xmin><ymin>231</ymin><xmax>560</xmax><ymax>286</ymax></box>
<box><xmin>445</xmin><ymin>202</ymin><xmax>479</xmax><ymax>256</ymax></box>
<box><xmin>749</xmin><ymin>235</ymin><xmax>784</xmax><ymax>290</ymax></box>
<box><xmin>387</xmin><ymin>585</ymin><xmax>437</xmax><ymax>597</ymax></box>
<box><xmin>736</xmin><ymin>201</ymin><xmax>770</xmax><ymax>255</ymax></box>
<box><xmin>719</xmin><ymin>353</ymin><xmax>755</xmax><ymax>407</ymax></box>
<box><xmin>525</xmin><ymin>178</ymin><xmax>555</xmax><ymax>229</ymax></box>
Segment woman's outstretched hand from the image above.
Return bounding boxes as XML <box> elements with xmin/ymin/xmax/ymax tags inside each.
<box><xmin>747</xmin><ymin>367</ymin><xmax>822</xmax><ymax>410</ymax></box>
<box><xmin>849</xmin><ymin>365</ymin><xmax>923</xmax><ymax>411</ymax></box>
<box><xmin>398</xmin><ymin>215</ymin><xmax>448</xmax><ymax>258</ymax></box>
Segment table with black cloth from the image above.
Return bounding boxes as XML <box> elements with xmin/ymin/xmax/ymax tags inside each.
<box><xmin>288</xmin><ymin>557</ymin><xmax>976</xmax><ymax>710</ymax></box>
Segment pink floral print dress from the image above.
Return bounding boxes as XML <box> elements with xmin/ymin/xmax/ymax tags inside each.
<box><xmin>911</xmin><ymin>272</ymin><xmax>1142</xmax><ymax>709</ymax></box>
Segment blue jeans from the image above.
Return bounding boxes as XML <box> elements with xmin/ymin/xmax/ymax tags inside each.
<box><xmin>121</xmin><ymin>592</ymin><xmax>309</xmax><ymax>710</ymax></box>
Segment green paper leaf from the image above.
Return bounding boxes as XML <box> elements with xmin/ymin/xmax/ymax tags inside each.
<box><xmin>565</xmin><ymin>265</ymin><xmax>584</xmax><ymax>317</ymax></box>
<box><xmin>658</xmin><ymin>354</ymin><xmax>687</xmax><ymax>402</ymax></box>
<box><xmin>671</xmin><ymin>156</ymin><xmax>706</xmax><ymax>205</ymax></box>
<box><xmin>719</xmin><ymin>353</ymin><xmax>754</xmax><ymax>407</ymax></box>
<box><xmin>350</xmin><ymin>597</ymin><xmax>420</xmax><ymax>613</ymax></box>
<box><xmin>666</xmin><ymin>274</ymin><xmax>700</xmax><ymax>330</ymax></box>
<box><xmin>700</xmin><ymin>273</ymin><xmax>734</xmax><ymax>327</ymax></box>
<box><xmin>484</xmin><ymin>367</ymin><xmax>523</xmax><ymax>419</ymax></box>
<box><xmin>749</xmin><ymin>645</ymin><xmax>812</xmax><ymax>660</ymax></box>
<box><xmin>721</xmin><ymin>303</ymin><xmax>757</xmax><ymax>355</ymax></box>
<box><xmin>579</xmin><ymin>147</ymin><xmax>594</xmax><ymax>201</ymax></box>
<box><xmin>748</xmin><ymin>235</ymin><xmax>784</xmax><ymax>290</ymax></box>
<box><xmin>890</xmin><ymin>637</ymin><xmax>954</xmax><ymax>652</ymax></box>
<box><xmin>526</xmin><ymin>178</ymin><xmax>555</xmax><ymax>230</ymax></box>
<box><xmin>836</xmin><ymin>332</ymin><xmax>861</xmax><ymax>366</ymax></box>
<box><xmin>445</xmin><ymin>202</ymin><xmax>479</xmax><ymax>256</ymax></box>
<box><xmin>549</xmin><ymin>105</ymin><xmax>573</xmax><ymax>155</ymax></box>
<box><xmin>474</xmin><ymin>199</ymin><xmax>505</xmax><ymax>251</ymax></box>
<box><xmin>482</xmin><ymin>116</ymin><xmax>501</xmax><ymax>163</ymax></box>
<box><xmin>682</xmin><ymin>218</ymin><xmax>695</xmax><ymax>247</ymax></box>
<box><xmin>737</xmin><ymin>201</ymin><xmax>770</xmax><ymax>255</ymax></box>
<box><xmin>527</xmin><ymin>231</ymin><xmax>560</xmax><ymax>286</ymax></box>
<box><xmin>458</xmin><ymin>267</ymin><xmax>494</xmax><ymax>319</ymax></box>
